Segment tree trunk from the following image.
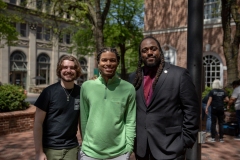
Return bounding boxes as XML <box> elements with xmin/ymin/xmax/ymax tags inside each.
<box><xmin>119</xmin><ymin>43</ymin><xmax>127</xmax><ymax>80</ymax></box>
<box><xmin>95</xmin><ymin>0</ymin><xmax>104</xmax><ymax>53</ymax></box>
<box><xmin>231</xmin><ymin>1</ymin><xmax>240</xmax><ymax>79</ymax></box>
<box><xmin>221</xmin><ymin>0</ymin><xmax>239</xmax><ymax>84</ymax></box>
<box><xmin>87</xmin><ymin>0</ymin><xmax>111</xmax><ymax>68</ymax></box>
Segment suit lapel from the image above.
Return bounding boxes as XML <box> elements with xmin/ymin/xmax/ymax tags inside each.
<box><xmin>131</xmin><ymin>72</ymin><xmax>148</xmax><ymax>109</ymax></box>
<box><xmin>139</xmin><ymin>81</ymin><xmax>147</xmax><ymax>107</ymax></box>
<box><xmin>148</xmin><ymin>63</ymin><xmax>171</xmax><ymax>107</ymax></box>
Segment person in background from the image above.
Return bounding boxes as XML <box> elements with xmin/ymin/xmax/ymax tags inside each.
<box><xmin>129</xmin><ymin>36</ymin><xmax>199</xmax><ymax>160</ymax></box>
<box><xmin>227</xmin><ymin>80</ymin><xmax>240</xmax><ymax>140</ymax></box>
<box><xmin>80</xmin><ymin>47</ymin><xmax>136</xmax><ymax>160</ymax></box>
<box><xmin>34</xmin><ymin>55</ymin><xmax>82</xmax><ymax>160</ymax></box>
<box><xmin>205</xmin><ymin>79</ymin><xmax>229</xmax><ymax>143</ymax></box>
<box><xmin>202</xmin><ymin>93</ymin><xmax>211</xmax><ymax>136</ymax></box>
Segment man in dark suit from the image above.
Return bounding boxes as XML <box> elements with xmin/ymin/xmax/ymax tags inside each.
<box><xmin>129</xmin><ymin>36</ymin><xmax>199</xmax><ymax>160</ymax></box>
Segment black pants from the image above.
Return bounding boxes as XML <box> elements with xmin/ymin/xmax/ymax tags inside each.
<box><xmin>135</xmin><ymin>142</ymin><xmax>185</xmax><ymax>160</ymax></box>
<box><xmin>211</xmin><ymin>108</ymin><xmax>225</xmax><ymax>139</ymax></box>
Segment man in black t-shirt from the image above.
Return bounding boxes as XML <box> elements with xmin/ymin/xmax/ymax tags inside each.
<box><xmin>33</xmin><ymin>55</ymin><xmax>81</xmax><ymax>160</ymax></box>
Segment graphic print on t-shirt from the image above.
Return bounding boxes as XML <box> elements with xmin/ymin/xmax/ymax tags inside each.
<box><xmin>74</xmin><ymin>99</ymin><xmax>80</xmax><ymax>110</ymax></box>
<box><xmin>213</xmin><ymin>91</ymin><xmax>224</xmax><ymax>96</ymax></box>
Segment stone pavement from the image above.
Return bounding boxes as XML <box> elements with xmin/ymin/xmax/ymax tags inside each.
<box><xmin>0</xmin><ymin>131</ymin><xmax>240</xmax><ymax>160</ymax></box>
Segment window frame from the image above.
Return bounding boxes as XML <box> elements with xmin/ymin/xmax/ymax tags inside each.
<box><xmin>204</xmin><ymin>0</ymin><xmax>221</xmax><ymax>20</ymax></box>
<box><xmin>36</xmin><ymin>26</ymin><xmax>51</xmax><ymax>41</ymax></box>
<box><xmin>20</xmin><ymin>23</ymin><xmax>27</xmax><ymax>37</ymax></box>
<box><xmin>203</xmin><ymin>53</ymin><xmax>223</xmax><ymax>87</ymax></box>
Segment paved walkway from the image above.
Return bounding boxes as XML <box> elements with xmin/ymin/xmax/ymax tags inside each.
<box><xmin>0</xmin><ymin>131</ymin><xmax>240</xmax><ymax>160</ymax></box>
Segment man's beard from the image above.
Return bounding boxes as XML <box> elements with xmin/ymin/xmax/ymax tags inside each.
<box><xmin>61</xmin><ymin>75</ymin><xmax>76</xmax><ymax>82</ymax></box>
<box><xmin>143</xmin><ymin>57</ymin><xmax>161</xmax><ymax>67</ymax></box>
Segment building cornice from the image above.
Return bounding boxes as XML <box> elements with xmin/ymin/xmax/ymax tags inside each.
<box><xmin>144</xmin><ymin>20</ymin><xmax>235</xmax><ymax>35</ymax></box>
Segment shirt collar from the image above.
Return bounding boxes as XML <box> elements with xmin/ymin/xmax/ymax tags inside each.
<box><xmin>98</xmin><ymin>74</ymin><xmax>120</xmax><ymax>85</ymax></box>
<box><xmin>143</xmin><ymin>66</ymin><xmax>158</xmax><ymax>78</ymax></box>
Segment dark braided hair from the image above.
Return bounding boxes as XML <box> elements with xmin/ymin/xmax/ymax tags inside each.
<box><xmin>97</xmin><ymin>47</ymin><xmax>120</xmax><ymax>63</ymax></box>
<box><xmin>133</xmin><ymin>36</ymin><xmax>165</xmax><ymax>90</ymax></box>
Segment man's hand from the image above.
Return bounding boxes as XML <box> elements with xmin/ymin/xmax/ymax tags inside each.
<box><xmin>205</xmin><ymin>108</ymin><xmax>208</xmax><ymax>115</ymax></box>
<box><xmin>35</xmin><ymin>152</ymin><xmax>47</xmax><ymax>160</ymax></box>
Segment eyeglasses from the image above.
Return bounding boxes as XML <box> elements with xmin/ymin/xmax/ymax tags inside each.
<box><xmin>141</xmin><ymin>46</ymin><xmax>158</xmax><ymax>53</ymax></box>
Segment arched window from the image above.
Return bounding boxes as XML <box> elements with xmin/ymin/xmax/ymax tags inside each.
<box><xmin>162</xmin><ymin>45</ymin><xmax>177</xmax><ymax>65</ymax></box>
<box><xmin>79</xmin><ymin>58</ymin><xmax>88</xmax><ymax>74</ymax></box>
<box><xmin>203</xmin><ymin>54</ymin><xmax>222</xmax><ymax>87</ymax></box>
<box><xmin>10</xmin><ymin>51</ymin><xmax>27</xmax><ymax>71</ymax></box>
<box><xmin>36</xmin><ymin>53</ymin><xmax>50</xmax><ymax>85</ymax></box>
<box><xmin>10</xmin><ymin>51</ymin><xmax>27</xmax><ymax>88</ymax></box>
<box><xmin>78</xmin><ymin>57</ymin><xmax>88</xmax><ymax>86</ymax></box>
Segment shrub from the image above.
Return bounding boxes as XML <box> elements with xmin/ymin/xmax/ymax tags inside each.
<box><xmin>224</xmin><ymin>86</ymin><xmax>235</xmax><ymax>112</ymax></box>
<box><xmin>223</xmin><ymin>86</ymin><xmax>233</xmax><ymax>97</ymax></box>
<box><xmin>0</xmin><ymin>84</ymin><xmax>29</xmax><ymax>112</ymax></box>
<box><xmin>202</xmin><ymin>86</ymin><xmax>211</xmax><ymax>99</ymax></box>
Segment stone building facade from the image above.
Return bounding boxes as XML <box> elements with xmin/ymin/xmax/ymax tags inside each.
<box><xmin>0</xmin><ymin>0</ymin><xmax>95</xmax><ymax>91</ymax></box>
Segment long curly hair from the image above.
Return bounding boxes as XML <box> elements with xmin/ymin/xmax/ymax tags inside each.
<box><xmin>133</xmin><ymin>36</ymin><xmax>165</xmax><ymax>90</ymax></box>
<box><xmin>56</xmin><ymin>55</ymin><xmax>81</xmax><ymax>80</ymax></box>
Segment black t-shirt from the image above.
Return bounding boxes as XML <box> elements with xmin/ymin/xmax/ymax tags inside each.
<box><xmin>34</xmin><ymin>82</ymin><xmax>80</xmax><ymax>149</ymax></box>
<box><xmin>209</xmin><ymin>89</ymin><xmax>227</xmax><ymax>110</ymax></box>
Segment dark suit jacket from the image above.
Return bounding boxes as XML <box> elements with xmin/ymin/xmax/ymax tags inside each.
<box><xmin>129</xmin><ymin>62</ymin><xmax>199</xmax><ymax>159</ymax></box>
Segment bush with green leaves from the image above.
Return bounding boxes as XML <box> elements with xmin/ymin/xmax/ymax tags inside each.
<box><xmin>202</xmin><ymin>86</ymin><xmax>212</xmax><ymax>99</ymax></box>
<box><xmin>0</xmin><ymin>84</ymin><xmax>29</xmax><ymax>112</ymax></box>
<box><xmin>224</xmin><ymin>86</ymin><xmax>235</xmax><ymax>112</ymax></box>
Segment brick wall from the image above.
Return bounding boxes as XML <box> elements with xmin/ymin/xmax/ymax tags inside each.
<box><xmin>0</xmin><ymin>105</ymin><xmax>36</xmax><ymax>135</ymax></box>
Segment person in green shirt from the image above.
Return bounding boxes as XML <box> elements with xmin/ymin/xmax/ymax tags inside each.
<box><xmin>80</xmin><ymin>47</ymin><xmax>136</xmax><ymax>160</ymax></box>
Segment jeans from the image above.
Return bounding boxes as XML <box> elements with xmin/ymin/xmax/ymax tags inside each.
<box><xmin>202</xmin><ymin>103</ymin><xmax>211</xmax><ymax>133</ymax></box>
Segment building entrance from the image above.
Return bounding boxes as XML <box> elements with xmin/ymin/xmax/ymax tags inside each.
<box><xmin>10</xmin><ymin>71</ymin><xmax>27</xmax><ymax>89</ymax></box>
<box><xmin>10</xmin><ymin>51</ymin><xmax>28</xmax><ymax>89</ymax></box>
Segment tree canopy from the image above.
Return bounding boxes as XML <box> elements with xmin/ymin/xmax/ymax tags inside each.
<box><xmin>72</xmin><ymin>0</ymin><xmax>144</xmax><ymax>78</ymax></box>
<box><xmin>0</xmin><ymin>0</ymin><xmax>20</xmax><ymax>47</ymax></box>
<box><xmin>104</xmin><ymin>0</ymin><xmax>144</xmax><ymax>79</ymax></box>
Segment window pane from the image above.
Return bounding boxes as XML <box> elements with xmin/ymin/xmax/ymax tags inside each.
<box><xmin>66</xmin><ymin>34</ymin><xmax>71</xmax><ymax>44</ymax></box>
<box><xmin>20</xmin><ymin>23</ymin><xmax>27</xmax><ymax>37</ymax></box>
<box><xmin>36</xmin><ymin>26</ymin><xmax>43</xmax><ymax>40</ymax></box>
<box><xmin>36</xmin><ymin>0</ymin><xmax>42</xmax><ymax>9</ymax></box>
<box><xmin>203</xmin><ymin>55</ymin><xmax>221</xmax><ymax>87</ymax></box>
<box><xmin>9</xmin><ymin>0</ymin><xmax>16</xmax><ymax>4</ymax></box>
<box><xmin>37</xmin><ymin>54</ymin><xmax>50</xmax><ymax>85</ymax></box>
<box><xmin>204</xmin><ymin>0</ymin><xmax>221</xmax><ymax>19</ymax></box>
<box><xmin>44</xmin><ymin>28</ymin><xmax>51</xmax><ymax>41</ymax></box>
<box><xmin>46</xmin><ymin>0</ymin><xmax>51</xmax><ymax>12</ymax></box>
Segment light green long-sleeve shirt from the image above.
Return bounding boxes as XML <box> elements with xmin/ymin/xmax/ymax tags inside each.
<box><xmin>80</xmin><ymin>74</ymin><xmax>136</xmax><ymax>159</ymax></box>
